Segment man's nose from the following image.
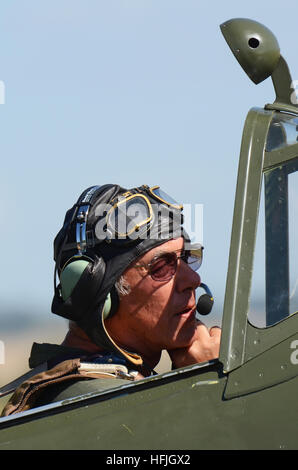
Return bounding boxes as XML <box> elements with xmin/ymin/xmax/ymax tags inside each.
<box><xmin>175</xmin><ymin>260</ymin><xmax>201</xmax><ymax>292</ymax></box>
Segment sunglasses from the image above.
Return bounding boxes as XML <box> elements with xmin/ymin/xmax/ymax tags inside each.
<box><xmin>134</xmin><ymin>244</ymin><xmax>203</xmax><ymax>282</ymax></box>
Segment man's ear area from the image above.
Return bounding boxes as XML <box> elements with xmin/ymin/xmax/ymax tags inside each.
<box><xmin>115</xmin><ymin>275</ymin><xmax>131</xmax><ymax>297</ymax></box>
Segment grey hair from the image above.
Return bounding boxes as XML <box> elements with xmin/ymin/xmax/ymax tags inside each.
<box><xmin>114</xmin><ymin>275</ymin><xmax>131</xmax><ymax>296</ymax></box>
<box><xmin>68</xmin><ymin>275</ymin><xmax>131</xmax><ymax>328</ymax></box>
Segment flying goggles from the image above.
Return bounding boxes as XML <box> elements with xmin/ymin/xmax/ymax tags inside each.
<box><xmin>75</xmin><ymin>185</ymin><xmax>184</xmax><ymax>252</ymax></box>
<box><xmin>104</xmin><ymin>185</ymin><xmax>183</xmax><ymax>241</ymax></box>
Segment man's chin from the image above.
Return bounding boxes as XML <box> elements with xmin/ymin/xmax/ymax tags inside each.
<box><xmin>168</xmin><ymin>321</ymin><xmax>198</xmax><ymax>350</ymax></box>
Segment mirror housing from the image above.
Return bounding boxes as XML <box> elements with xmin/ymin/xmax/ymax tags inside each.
<box><xmin>220</xmin><ymin>18</ymin><xmax>280</xmax><ymax>85</ymax></box>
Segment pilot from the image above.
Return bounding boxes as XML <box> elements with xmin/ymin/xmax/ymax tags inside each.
<box><xmin>1</xmin><ymin>184</ymin><xmax>220</xmax><ymax>416</ymax></box>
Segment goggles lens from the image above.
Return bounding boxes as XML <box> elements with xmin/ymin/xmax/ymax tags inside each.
<box><xmin>138</xmin><ymin>244</ymin><xmax>203</xmax><ymax>282</ymax></box>
<box><xmin>105</xmin><ymin>187</ymin><xmax>182</xmax><ymax>241</ymax></box>
<box><xmin>107</xmin><ymin>195</ymin><xmax>152</xmax><ymax>238</ymax></box>
<box><xmin>149</xmin><ymin>186</ymin><xmax>183</xmax><ymax>209</ymax></box>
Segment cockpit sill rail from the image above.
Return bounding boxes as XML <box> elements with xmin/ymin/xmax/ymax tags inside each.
<box><xmin>0</xmin><ymin>358</ymin><xmax>222</xmax><ymax>429</ymax></box>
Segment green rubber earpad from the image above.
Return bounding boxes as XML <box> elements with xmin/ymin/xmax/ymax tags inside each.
<box><xmin>60</xmin><ymin>259</ymin><xmax>112</xmax><ymax>319</ymax></box>
<box><xmin>102</xmin><ymin>293</ymin><xmax>111</xmax><ymax>319</ymax></box>
<box><xmin>60</xmin><ymin>259</ymin><xmax>90</xmax><ymax>301</ymax></box>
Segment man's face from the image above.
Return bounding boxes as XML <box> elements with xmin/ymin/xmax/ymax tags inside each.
<box><xmin>108</xmin><ymin>237</ymin><xmax>201</xmax><ymax>355</ymax></box>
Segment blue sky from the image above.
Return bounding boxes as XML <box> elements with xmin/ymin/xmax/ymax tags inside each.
<box><xmin>1</xmin><ymin>1</ymin><xmax>298</xmax><ymax>333</ymax></box>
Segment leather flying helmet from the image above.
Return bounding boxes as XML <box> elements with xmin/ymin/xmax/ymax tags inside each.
<box><xmin>51</xmin><ymin>184</ymin><xmax>188</xmax><ymax>366</ymax></box>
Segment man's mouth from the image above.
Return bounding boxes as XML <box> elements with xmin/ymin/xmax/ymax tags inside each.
<box><xmin>176</xmin><ymin>306</ymin><xmax>196</xmax><ymax>318</ymax></box>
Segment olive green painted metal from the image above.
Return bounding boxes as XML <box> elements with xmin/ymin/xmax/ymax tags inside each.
<box><xmin>264</xmin><ymin>143</ymin><xmax>298</xmax><ymax>170</ymax></box>
<box><xmin>0</xmin><ymin>18</ymin><xmax>298</xmax><ymax>450</ymax></box>
<box><xmin>219</xmin><ymin>107</ymin><xmax>274</xmax><ymax>372</ymax></box>
<box><xmin>245</xmin><ymin>313</ymin><xmax>298</xmax><ymax>363</ymax></box>
<box><xmin>0</xmin><ymin>362</ymin><xmax>297</xmax><ymax>450</ymax></box>
<box><xmin>219</xmin><ymin>106</ymin><xmax>298</xmax><ymax>373</ymax></box>
<box><xmin>225</xmin><ymin>332</ymin><xmax>298</xmax><ymax>399</ymax></box>
<box><xmin>220</xmin><ymin>18</ymin><xmax>280</xmax><ymax>85</ymax></box>
<box><xmin>266</xmin><ymin>56</ymin><xmax>298</xmax><ymax>113</ymax></box>
<box><xmin>220</xmin><ymin>18</ymin><xmax>298</xmax><ymax>113</ymax></box>
<box><xmin>219</xmin><ymin>17</ymin><xmax>298</xmax><ymax>374</ymax></box>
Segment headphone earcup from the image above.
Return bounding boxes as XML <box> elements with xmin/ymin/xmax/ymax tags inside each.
<box><xmin>53</xmin><ymin>254</ymin><xmax>106</xmax><ymax>323</ymax></box>
<box><xmin>102</xmin><ymin>286</ymin><xmax>120</xmax><ymax>319</ymax></box>
<box><xmin>60</xmin><ymin>258</ymin><xmax>91</xmax><ymax>301</ymax></box>
<box><xmin>58</xmin><ymin>255</ymin><xmax>119</xmax><ymax>322</ymax></box>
